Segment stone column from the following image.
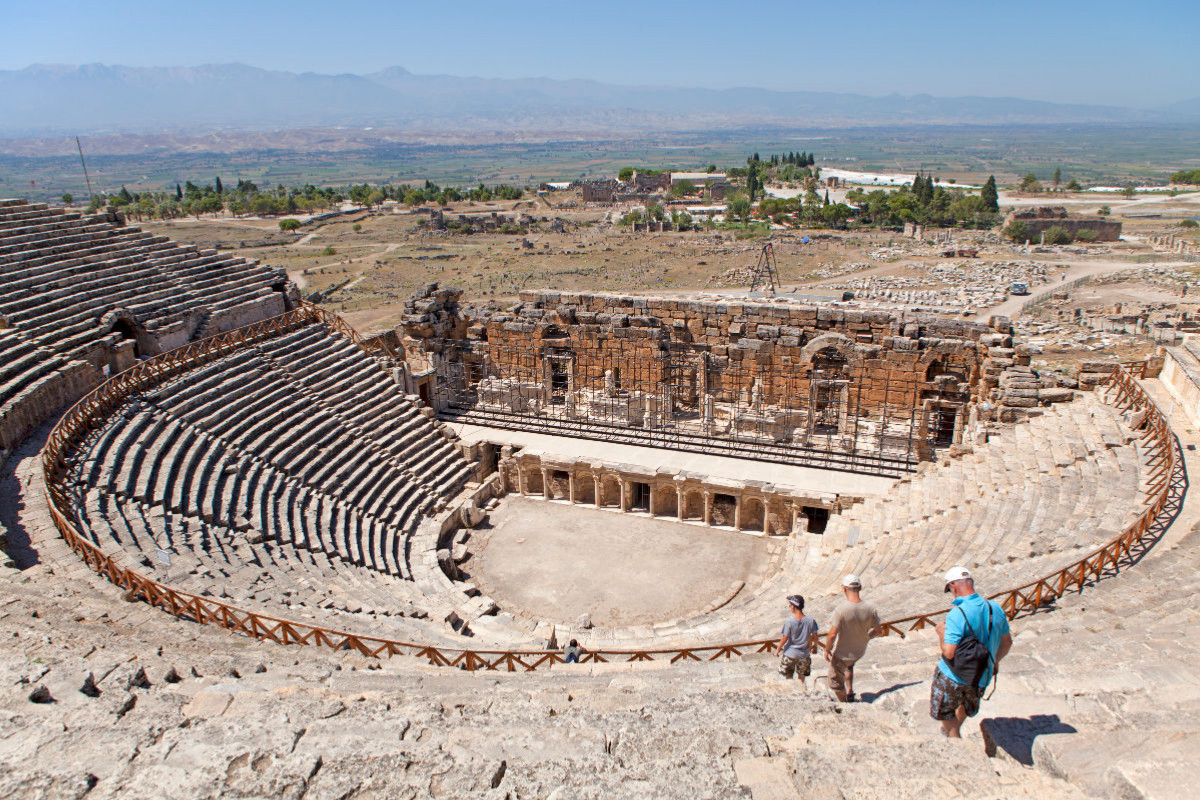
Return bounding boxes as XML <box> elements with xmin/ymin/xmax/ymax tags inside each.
<box><xmin>734</xmin><ymin>496</ymin><xmax>743</xmax><ymax>531</ymax></box>
<box><xmin>648</xmin><ymin>486</ymin><xmax>656</xmax><ymax>517</ymax></box>
<box><xmin>540</xmin><ymin>468</ymin><xmax>551</xmax><ymax>500</ymax></box>
<box><xmin>568</xmin><ymin>472</ymin><xmax>576</xmax><ymax>504</ymax></box>
<box><xmin>518</xmin><ymin>466</ymin><xmax>527</xmax><ymax>495</ymax></box>
<box><xmin>676</xmin><ymin>487</ymin><xmax>685</xmax><ymax>521</ymax></box>
<box><xmin>620</xmin><ymin>480</ymin><xmax>630</xmax><ymax>512</ymax></box>
<box><xmin>703</xmin><ymin>491</ymin><xmax>713</xmax><ymax>526</ymax></box>
<box><xmin>790</xmin><ymin>504</ymin><xmax>799</xmax><ymax>535</ymax></box>
<box><xmin>593</xmin><ymin>476</ymin><xmax>602</xmax><ymax>508</ymax></box>
<box><xmin>763</xmin><ymin>501</ymin><xmax>772</xmax><ymax>536</ymax></box>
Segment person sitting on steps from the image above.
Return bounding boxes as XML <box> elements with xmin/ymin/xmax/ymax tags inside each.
<box><xmin>824</xmin><ymin>574</ymin><xmax>883</xmax><ymax>703</ymax></box>
<box><xmin>563</xmin><ymin>639</ymin><xmax>585</xmax><ymax>664</ymax></box>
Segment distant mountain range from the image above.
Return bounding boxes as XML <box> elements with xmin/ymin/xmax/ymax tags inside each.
<box><xmin>1</xmin><ymin>63</ymin><xmax>1196</xmax><ymax>139</ymax></box>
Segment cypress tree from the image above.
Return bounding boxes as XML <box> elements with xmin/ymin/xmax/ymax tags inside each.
<box><xmin>175</xmin><ymin>183</ymin><xmax>183</xmax><ymax>201</ymax></box>
<box><xmin>215</xmin><ymin>176</ymin><xmax>223</xmax><ymax>194</ymax></box>
<box><xmin>981</xmin><ymin>175</ymin><xmax>999</xmax><ymax>212</ymax></box>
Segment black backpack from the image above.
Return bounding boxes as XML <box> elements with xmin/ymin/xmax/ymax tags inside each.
<box><xmin>943</xmin><ymin>603</ymin><xmax>996</xmax><ymax>691</ymax></box>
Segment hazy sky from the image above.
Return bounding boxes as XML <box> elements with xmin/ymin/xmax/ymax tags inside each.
<box><xmin>6</xmin><ymin>0</ymin><xmax>1197</xmax><ymax>107</ymax></box>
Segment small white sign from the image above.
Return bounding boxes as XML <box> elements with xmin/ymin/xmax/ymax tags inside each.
<box><xmin>156</xmin><ymin>548</ymin><xmax>172</xmax><ymax>567</ymax></box>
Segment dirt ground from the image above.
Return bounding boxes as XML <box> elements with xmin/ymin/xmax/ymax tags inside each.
<box><xmin>465</xmin><ymin>496</ymin><xmax>772</xmax><ymax>628</ymax></box>
<box><xmin>142</xmin><ymin>189</ymin><xmax>1200</xmax><ymax>334</ymax></box>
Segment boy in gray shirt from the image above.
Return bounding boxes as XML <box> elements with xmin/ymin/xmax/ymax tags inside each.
<box><xmin>776</xmin><ymin>594</ymin><xmax>819</xmax><ymax>688</ymax></box>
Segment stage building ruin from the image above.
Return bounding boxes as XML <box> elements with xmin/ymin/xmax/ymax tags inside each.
<box><xmin>388</xmin><ymin>286</ymin><xmax>1040</xmax><ymax>477</ymax></box>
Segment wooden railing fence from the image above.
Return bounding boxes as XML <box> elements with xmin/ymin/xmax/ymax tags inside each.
<box><xmin>41</xmin><ymin>314</ymin><xmax>1178</xmax><ymax>670</ymax></box>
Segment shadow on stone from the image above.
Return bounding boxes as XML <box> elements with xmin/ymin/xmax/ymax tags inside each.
<box><xmin>858</xmin><ymin>681</ymin><xmax>921</xmax><ymax>704</ymax></box>
<box><xmin>980</xmin><ymin>714</ymin><xmax>1077</xmax><ymax>765</ymax></box>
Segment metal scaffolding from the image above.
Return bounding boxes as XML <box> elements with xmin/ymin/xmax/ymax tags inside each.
<box><xmin>435</xmin><ymin>339</ymin><xmax>962</xmax><ymax>477</ymax></box>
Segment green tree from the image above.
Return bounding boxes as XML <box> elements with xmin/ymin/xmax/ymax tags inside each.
<box><xmin>1065</xmin><ymin>179</ymin><xmax>1082</xmax><ymax>192</ymax></box>
<box><xmin>821</xmin><ymin>202</ymin><xmax>852</xmax><ymax>227</ymax></box>
<box><xmin>1179</xmin><ymin>219</ymin><xmax>1199</xmax><ymax>229</ymax></box>
<box><xmin>980</xmin><ymin>176</ymin><xmax>999</xmax><ymax>212</ymax></box>
<box><xmin>1098</xmin><ymin>205</ymin><xmax>1111</xmax><ymax>216</ymax></box>
<box><xmin>215</xmin><ymin>176</ymin><xmax>224</xmax><ymax>194</ymax></box>
<box><xmin>1052</xmin><ymin>167</ymin><xmax>1061</xmax><ymax>189</ymax></box>
<box><xmin>1074</xmin><ymin>229</ymin><xmax>1099</xmax><ymax>242</ymax></box>
<box><xmin>352</xmin><ymin>223</ymin><xmax>362</xmax><ymax>232</ymax></box>
<box><xmin>1019</xmin><ymin>173</ymin><xmax>1041</xmax><ymax>192</ymax></box>
<box><xmin>727</xmin><ymin>194</ymin><xmax>752</xmax><ymax>222</ymax></box>
<box><xmin>278</xmin><ymin>218</ymin><xmax>301</xmax><ymax>232</ymax></box>
<box><xmin>175</xmin><ymin>183</ymin><xmax>183</xmax><ymax>201</ymax></box>
<box><xmin>669</xmin><ymin>179</ymin><xmax>696</xmax><ymax>198</ymax></box>
<box><xmin>61</xmin><ymin>193</ymin><xmax>73</xmax><ymax>205</ymax></box>
<box><xmin>1003</xmin><ymin>220</ymin><xmax>1031</xmax><ymax>242</ymax></box>
<box><xmin>618</xmin><ymin>167</ymin><xmax>635</xmax><ymax>182</ymax></box>
<box><xmin>1121</xmin><ymin>184</ymin><xmax>1137</xmax><ymax>199</ymax></box>
<box><xmin>1043</xmin><ymin>225</ymin><xmax>1073</xmax><ymax>245</ymax></box>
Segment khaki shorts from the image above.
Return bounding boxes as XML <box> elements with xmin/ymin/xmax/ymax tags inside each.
<box><xmin>828</xmin><ymin>656</ymin><xmax>857</xmax><ymax>694</ymax></box>
<box><xmin>779</xmin><ymin>654</ymin><xmax>812</xmax><ymax>679</ymax></box>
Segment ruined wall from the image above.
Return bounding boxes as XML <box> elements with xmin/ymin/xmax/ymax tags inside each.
<box><xmin>1006</xmin><ymin>208</ymin><xmax>1122</xmax><ymax>242</ymax></box>
<box><xmin>475</xmin><ymin>291</ymin><xmax>994</xmax><ymax>416</ymax></box>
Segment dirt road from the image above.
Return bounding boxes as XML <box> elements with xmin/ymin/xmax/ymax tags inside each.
<box><xmin>975</xmin><ymin>258</ymin><xmax>1192</xmax><ymax>322</ymax></box>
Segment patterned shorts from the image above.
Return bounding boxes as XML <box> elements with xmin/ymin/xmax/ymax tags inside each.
<box><xmin>779</xmin><ymin>654</ymin><xmax>812</xmax><ymax>679</ymax></box>
<box><xmin>929</xmin><ymin>667</ymin><xmax>981</xmax><ymax>720</ymax></box>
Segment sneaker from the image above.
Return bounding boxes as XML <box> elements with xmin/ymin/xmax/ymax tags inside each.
<box><xmin>846</xmin><ymin>692</ymin><xmax>856</xmax><ymax>703</ymax></box>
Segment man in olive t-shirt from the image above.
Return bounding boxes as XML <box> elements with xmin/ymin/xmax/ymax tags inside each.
<box><xmin>823</xmin><ymin>574</ymin><xmax>883</xmax><ymax>702</ymax></box>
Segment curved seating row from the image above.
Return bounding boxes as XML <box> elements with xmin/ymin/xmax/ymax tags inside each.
<box><xmin>0</xmin><ymin>198</ymin><xmax>294</xmax><ymax>452</ymax></box>
<box><xmin>537</xmin><ymin>392</ymin><xmax>1149</xmax><ymax>649</ymax></box>
<box><xmin>65</xmin><ymin>319</ymin><xmax>521</xmax><ymax>643</ymax></box>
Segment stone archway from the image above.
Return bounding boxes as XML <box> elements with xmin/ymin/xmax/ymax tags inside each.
<box><xmin>653</xmin><ymin>485</ymin><xmax>678</xmax><ymax>518</ymax></box>
<box><xmin>741</xmin><ymin>497</ymin><xmax>765</xmax><ymax>532</ymax></box>
<box><xmin>799</xmin><ymin>333</ymin><xmax>860</xmax><ymax>368</ymax></box>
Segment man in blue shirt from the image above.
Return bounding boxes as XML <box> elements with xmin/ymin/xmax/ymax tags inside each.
<box><xmin>931</xmin><ymin>567</ymin><xmax>1013</xmax><ymax>738</ymax></box>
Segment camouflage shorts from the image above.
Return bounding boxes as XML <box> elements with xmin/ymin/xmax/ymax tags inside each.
<box><xmin>779</xmin><ymin>654</ymin><xmax>812</xmax><ymax>679</ymax></box>
<box><xmin>929</xmin><ymin>667</ymin><xmax>981</xmax><ymax>720</ymax></box>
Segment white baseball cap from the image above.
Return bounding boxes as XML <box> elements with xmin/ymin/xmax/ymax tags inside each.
<box><xmin>842</xmin><ymin>574</ymin><xmax>862</xmax><ymax>589</ymax></box>
<box><xmin>943</xmin><ymin>566</ymin><xmax>972</xmax><ymax>591</ymax></box>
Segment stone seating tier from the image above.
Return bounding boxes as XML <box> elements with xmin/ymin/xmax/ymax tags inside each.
<box><xmin>67</xmin><ymin>320</ymin><xmax>496</xmax><ymax>642</ymax></box>
<box><xmin>0</xmin><ymin>198</ymin><xmax>297</xmax><ymax>451</ymax></box>
<box><xmin>526</xmin><ymin>392</ymin><xmax>1148</xmax><ymax>649</ymax></box>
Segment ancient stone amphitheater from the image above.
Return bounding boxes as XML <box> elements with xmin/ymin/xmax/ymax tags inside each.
<box><xmin>2</xmin><ymin>198</ymin><xmax>1198</xmax><ymax>799</ymax></box>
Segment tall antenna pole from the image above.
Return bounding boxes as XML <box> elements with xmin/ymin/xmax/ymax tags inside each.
<box><xmin>76</xmin><ymin>136</ymin><xmax>95</xmax><ymax>204</ymax></box>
